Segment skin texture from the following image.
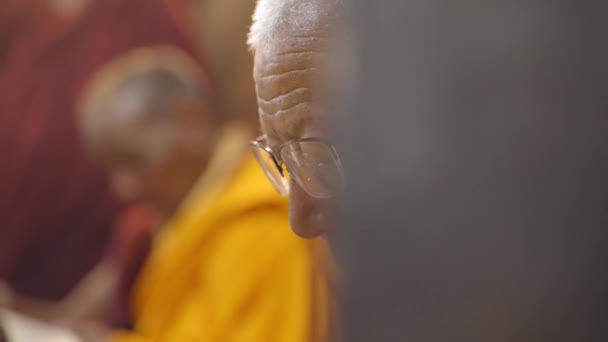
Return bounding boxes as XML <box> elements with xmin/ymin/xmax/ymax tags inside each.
<box><xmin>82</xmin><ymin>87</ymin><xmax>214</xmax><ymax>221</ymax></box>
<box><xmin>253</xmin><ymin>29</ymin><xmax>336</xmax><ymax>238</ymax></box>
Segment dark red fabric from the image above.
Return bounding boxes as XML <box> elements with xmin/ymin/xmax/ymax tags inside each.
<box><xmin>0</xmin><ymin>0</ymin><xmax>197</xmax><ymax>300</ymax></box>
<box><xmin>105</xmin><ymin>205</ymin><xmax>154</xmax><ymax>329</ymax></box>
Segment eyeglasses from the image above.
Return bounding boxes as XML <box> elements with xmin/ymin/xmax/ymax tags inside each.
<box><xmin>250</xmin><ymin>136</ymin><xmax>345</xmax><ymax>199</ymax></box>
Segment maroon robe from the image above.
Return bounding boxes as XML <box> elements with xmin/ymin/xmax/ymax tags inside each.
<box><xmin>0</xmin><ymin>0</ymin><xmax>197</xmax><ymax>300</ymax></box>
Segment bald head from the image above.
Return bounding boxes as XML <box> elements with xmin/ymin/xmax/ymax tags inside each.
<box><xmin>248</xmin><ymin>0</ymin><xmax>341</xmax><ymax>53</ymax></box>
<box><xmin>248</xmin><ymin>0</ymin><xmax>345</xmax><ymax>237</ymax></box>
<box><xmin>107</xmin><ymin>66</ymin><xmax>200</xmax><ymax>122</ymax></box>
<box><xmin>78</xmin><ymin>47</ymin><xmax>216</xmax><ymax>217</ymax></box>
<box><xmin>79</xmin><ymin>46</ymin><xmax>213</xmax><ymax>137</ymax></box>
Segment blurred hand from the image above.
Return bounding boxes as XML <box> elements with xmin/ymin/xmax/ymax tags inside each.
<box><xmin>0</xmin><ymin>322</ymin><xmax>7</xmax><ymax>342</ymax></box>
<box><xmin>69</xmin><ymin>320</ymin><xmax>112</xmax><ymax>342</ymax></box>
<box><xmin>0</xmin><ymin>285</ymin><xmax>58</xmax><ymax>323</ymax></box>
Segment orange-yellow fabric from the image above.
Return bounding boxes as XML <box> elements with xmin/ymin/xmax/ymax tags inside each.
<box><xmin>111</xmin><ymin>126</ymin><xmax>335</xmax><ymax>342</ymax></box>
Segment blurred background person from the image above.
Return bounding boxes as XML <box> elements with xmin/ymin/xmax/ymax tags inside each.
<box><xmin>75</xmin><ymin>46</ymin><xmax>335</xmax><ymax>342</ymax></box>
<box><xmin>0</xmin><ymin>0</ymin><xmax>196</xmax><ymax>324</ymax></box>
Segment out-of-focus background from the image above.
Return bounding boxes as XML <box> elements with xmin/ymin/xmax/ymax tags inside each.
<box><xmin>0</xmin><ymin>0</ymin><xmax>258</xmax><ymax>338</ymax></box>
<box><xmin>336</xmin><ymin>1</ymin><xmax>608</xmax><ymax>341</ymax></box>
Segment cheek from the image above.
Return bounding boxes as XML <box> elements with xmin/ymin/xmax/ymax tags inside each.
<box><xmin>145</xmin><ymin>159</ymin><xmax>180</xmax><ymax>193</ymax></box>
<box><xmin>110</xmin><ymin>172</ymin><xmax>142</xmax><ymax>202</ymax></box>
<box><xmin>136</xmin><ymin>151</ymin><xmax>177</xmax><ymax>198</ymax></box>
<box><xmin>144</xmin><ymin>142</ymin><xmax>183</xmax><ymax>185</ymax></box>
<box><xmin>147</xmin><ymin>149</ymin><xmax>201</xmax><ymax>201</ymax></box>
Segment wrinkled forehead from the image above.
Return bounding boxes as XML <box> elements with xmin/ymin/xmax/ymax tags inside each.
<box><xmin>253</xmin><ymin>34</ymin><xmax>331</xmax><ymax>147</ymax></box>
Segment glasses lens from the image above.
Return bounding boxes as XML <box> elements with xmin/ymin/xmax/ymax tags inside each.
<box><xmin>280</xmin><ymin>140</ymin><xmax>344</xmax><ymax>198</ymax></box>
<box><xmin>251</xmin><ymin>144</ymin><xmax>289</xmax><ymax>196</ymax></box>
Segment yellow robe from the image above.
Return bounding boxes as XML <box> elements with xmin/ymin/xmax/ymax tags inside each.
<box><xmin>112</xmin><ymin>125</ymin><xmax>335</xmax><ymax>342</ymax></box>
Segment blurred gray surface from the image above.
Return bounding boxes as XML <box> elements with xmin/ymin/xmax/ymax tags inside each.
<box><xmin>336</xmin><ymin>1</ymin><xmax>608</xmax><ymax>341</ymax></box>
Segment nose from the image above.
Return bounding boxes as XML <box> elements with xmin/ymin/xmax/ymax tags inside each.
<box><xmin>288</xmin><ymin>179</ymin><xmax>332</xmax><ymax>238</ymax></box>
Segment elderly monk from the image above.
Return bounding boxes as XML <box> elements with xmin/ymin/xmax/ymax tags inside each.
<box><xmin>77</xmin><ymin>46</ymin><xmax>335</xmax><ymax>342</ymax></box>
<box><xmin>248</xmin><ymin>0</ymin><xmax>346</xmax><ymax>238</ymax></box>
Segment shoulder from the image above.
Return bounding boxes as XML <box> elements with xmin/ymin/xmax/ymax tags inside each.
<box><xmin>204</xmin><ymin>203</ymin><xmax>332</xmax><ymax>278</ymax></box>
<box><xmin>213</xmin><ymin>203</ymin><xmax>301</xmax><ymax>258</ymax></box>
